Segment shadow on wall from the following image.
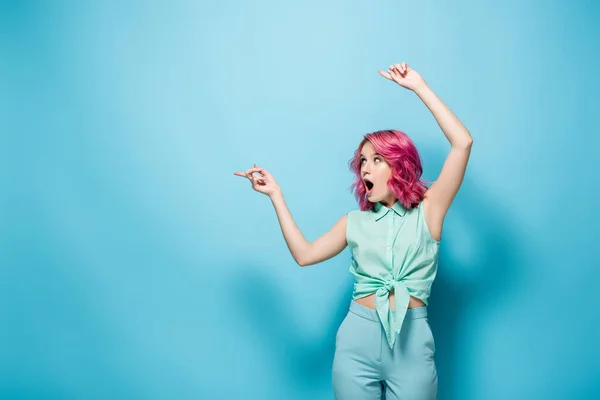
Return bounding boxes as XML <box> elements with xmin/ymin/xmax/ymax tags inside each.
<box><xmin>232</xmin><ymin>263</ymin><xmax>354</xmax><ymax>397</ymax></box>
<box><xmin>421</xmin><ymin>143</ymin><xmax>524</xmax><ymax>400</ymax></box>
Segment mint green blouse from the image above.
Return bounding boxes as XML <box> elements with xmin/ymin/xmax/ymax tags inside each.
<box><xmin>346</xmin><ymin>200</ymin><xmax>440</xmax><ymax>349</ymax></box>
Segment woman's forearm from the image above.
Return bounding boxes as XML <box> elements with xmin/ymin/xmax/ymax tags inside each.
<box><xmin>269</xmin><ymin>191</ymin><xmax>311</xmax><ymax>266</ymax></box>
<box><xmin>414</xmin><ymin>82</ymin><xmax>473</xmax><ymax>148</ymax></box>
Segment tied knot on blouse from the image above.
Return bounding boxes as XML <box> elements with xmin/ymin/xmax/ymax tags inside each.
<box><xmin>380</xmin><ymin>279</ymin><xmax>396</xmax><ymax>293</ymax></box>
<box><xmin>373</xmin><ymin>278</ymin><xmax>412</xmax><ymax>349</ymax></box>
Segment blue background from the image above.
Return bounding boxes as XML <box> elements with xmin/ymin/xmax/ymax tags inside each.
<box><xmin>1</xmin><ymin>1</ymin><xmax>599</xmax><ymax>399</ymax></box>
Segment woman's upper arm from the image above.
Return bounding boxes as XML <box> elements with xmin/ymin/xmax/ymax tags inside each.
<box><xmin>423</xmin><ymin>143</ymin><xmax>472</xmax><ymax>237</ymax></box>
<box><xmin>299</xmin><ymin>214</ymin><xmax>348</xmax><ymax>267</ymax></box>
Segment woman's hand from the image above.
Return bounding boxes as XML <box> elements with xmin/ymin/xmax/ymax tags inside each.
<box><xmin>378</xmin><ymin>62</ymin><xmax>425</xmax><ymax>92</ymax></box>
<box><xmin>234</xmin><ymin>164</ymin><xmax>282</xmax><ymax>198</ymax></box>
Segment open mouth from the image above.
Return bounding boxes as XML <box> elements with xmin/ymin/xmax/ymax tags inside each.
<box><xmin>364</xmin><ymin>179</ymin><xmax>374</xmax><ymax>193</ymax></box>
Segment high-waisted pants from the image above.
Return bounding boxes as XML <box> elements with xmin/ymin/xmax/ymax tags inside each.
<box><xmin>332</xmin><ymin>301</ymin><xmax>437</xmax><ymax>400</ymax></box>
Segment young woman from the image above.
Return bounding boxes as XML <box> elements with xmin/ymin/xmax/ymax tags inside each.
<box><xmin>234</xmin><ymin>61</ymin><xmax>473</xmax><ymax>400</ymax></box>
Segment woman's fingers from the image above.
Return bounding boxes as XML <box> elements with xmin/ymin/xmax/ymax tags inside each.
<box><xmin>253</xmin><ymin>164</ymin><xmax>270</xmax><ymax>178</ymax></box>
<box><xmin>253</xmin><ymin>164</ymin><xmax>266</xmax><ymax>172</ymax></box>
<box><xmin>245</xmin><ymin>167</ymin><xmax>262</xmax><ymax>179</ymax></box>
<box><xmin>379</xmin><ymin>70</ymin><xmax>392</xmax><ymax>80</ymax></box>
<box><xmin>251</xmin><ymin>164</ymin><xmax>260</xmax><ymax>180</ymax></box>
<box><xmin>250</xmin><ymin>174</ymin><xmax>267</xmax><ymax>188</ymax></box>
<box><xmin>380</xmin><ymin>62</ymin><xmax>411</xmax><ymax>81</ymax></box>
<box><xmin>234</xmin><ymin>167</ymin><xmax>260</xmax><ymax>179</ymax></box>
<box><xmin>394</xmin><ymin>63</ymin><xmax>406</xmax><ymax>77</ymax></box>
<box><xmin>252</xmin><ymin>165</ymin><xmax>270</xmax><ymax>187</ymax></box>
<box><xmin>234</xmin><ymin>165</ymin><xmax>268</xmax><ymax>188</ymax></box>
<box><xmin>256</xmin><ymin>168</ymin><xmax>268</xmax><ymax>178</ymax></box>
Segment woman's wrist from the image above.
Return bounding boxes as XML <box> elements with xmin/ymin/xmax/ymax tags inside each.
<box><xmin>412</xmin><ymin>80</ymin><xmax>430</xmax><ymax>97</ymax></box>
<box><xmin>269</xmin><ymin>189</ymin><xmax>284</xmax><ymax>203</ymax></box>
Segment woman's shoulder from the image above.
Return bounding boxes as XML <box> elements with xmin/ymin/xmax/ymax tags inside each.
<box><xmin>347</xmin><ymin>208</ymin><xmax>374</xmax><ymax>218</ymax></box>
<box><xmin>345</xmin><ymin>208</ymin><xmax>374</xmax><ymax>230</ymax></box>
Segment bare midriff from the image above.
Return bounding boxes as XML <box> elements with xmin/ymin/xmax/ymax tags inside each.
<box><xmin>354</xmin><ymin>290</ymin><xmax>425</xmax><ymax>311</ymax></box>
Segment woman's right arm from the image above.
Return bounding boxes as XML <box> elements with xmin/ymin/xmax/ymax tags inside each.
<box><xmin>270</xmin><ymin>191</ymin><xmax>348</xmax><ymax>267</ymax></box>
<box><xmin>234</xmin><ymin>164</ymin><xmax>348</xmax><ymax>267</ymax></box>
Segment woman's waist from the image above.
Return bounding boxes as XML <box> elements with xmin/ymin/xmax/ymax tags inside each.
<box><xmin>353</xmin><ymin>291</ymin><xmax>425</xmax><ymax>311</ymax></box>
<box><xmin>351</xmin><ymin>276</ymin><xmax>431</xmax><ymax>299</ymax></box>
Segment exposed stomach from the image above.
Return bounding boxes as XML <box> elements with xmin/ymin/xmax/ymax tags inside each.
<box><xmin>354</xmin><ymin>290</ymin><xmax>425</xmax><ymax>311</ymax></box>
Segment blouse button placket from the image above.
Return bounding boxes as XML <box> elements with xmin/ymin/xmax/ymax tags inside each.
<box><xmin>387</xmin><ymin>212</ymin><xmax>394</xmax><ymax>255</ymax></box>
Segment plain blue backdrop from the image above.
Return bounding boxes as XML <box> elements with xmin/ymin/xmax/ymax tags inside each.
<box><xmin>1</xmin><ymin>1</ymin><xmax>599</xmax><ymax>399</ymax></box>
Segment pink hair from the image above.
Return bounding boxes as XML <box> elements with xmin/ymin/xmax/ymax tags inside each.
<box><xmin>349</xmin><ymin>129</ymin><xmax>431</xmax><ymax>211</ymax></box>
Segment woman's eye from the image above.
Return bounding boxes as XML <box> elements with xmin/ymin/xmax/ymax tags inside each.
<box><xmin>375</xmin><ymin>157</ymin><xmax>381</xmax><ymax>162</ymax></box>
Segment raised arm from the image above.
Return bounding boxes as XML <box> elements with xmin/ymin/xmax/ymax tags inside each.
<box><xmin>379</xmin><ymin>62</ymin><xmax>473</xmax><ymax>240</ymax></box>
<box><xmin>234</xmin><ymin>164</ymin><xmax>348</xmax><ymax>267</ymax></box>
<box><xmin>416</xmin><ymin>82</ymin><xmax>472</xmax><ymax>231</ymax></box>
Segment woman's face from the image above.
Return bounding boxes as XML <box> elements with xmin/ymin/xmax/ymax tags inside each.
<box><xmin>360</xmin><ymin>141</ymin><xmax>395</xmax><ymax>206</ymax></box>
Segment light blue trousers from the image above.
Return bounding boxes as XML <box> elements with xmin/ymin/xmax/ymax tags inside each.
<box><xmin>332</xmin><ymin>301</ymin><xmax>438</xmax><ymax>400</ymax></box>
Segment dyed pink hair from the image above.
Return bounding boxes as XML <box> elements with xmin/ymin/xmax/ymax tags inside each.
<box><xmin>349</xmin><ymin>129</ymin><xmax>431</xmax><ymax>211</ymax></box>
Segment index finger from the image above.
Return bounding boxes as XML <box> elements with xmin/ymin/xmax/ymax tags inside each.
<box><xmin>234</xmin><ymin>167</ymin><xmax>260</xmax><ymax>177</ymax></box>
<box><xmin>378</xmin><ymin>70</ymin><xmax>392</xmax><ymax>79</ymax></box>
